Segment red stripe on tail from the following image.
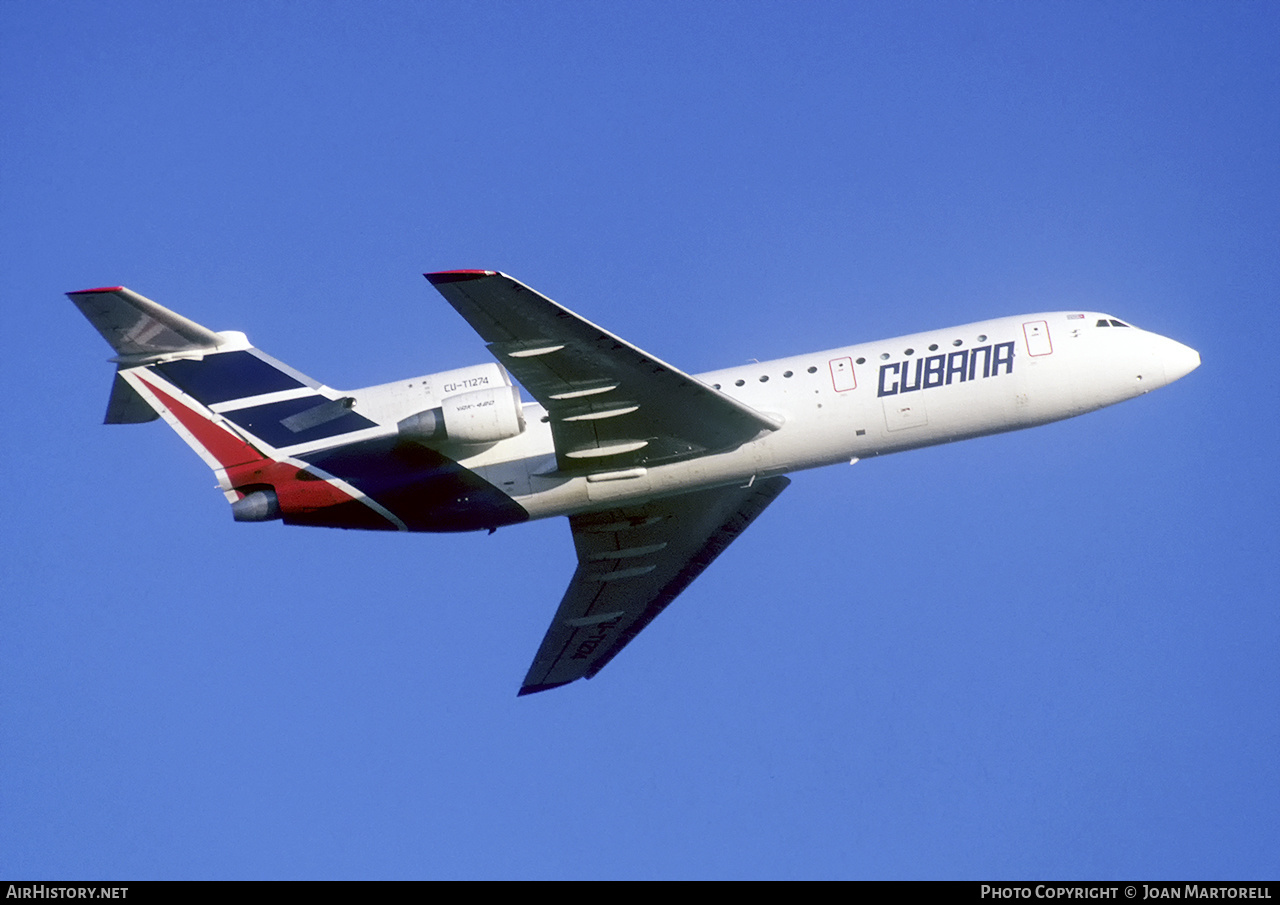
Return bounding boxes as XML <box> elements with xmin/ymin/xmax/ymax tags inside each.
<box><xmin>143</xmin><ymin>379</ymin><xmax>360</xmax><ymax>513</ymax></box>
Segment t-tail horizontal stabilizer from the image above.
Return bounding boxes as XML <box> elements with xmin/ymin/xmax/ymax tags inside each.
<box><xmin>68</xmin><ymin>286</ymin><xmax>229</xmax><ymax>424</ymax></box>
<box><xmin>68</xmin><ymin>286</ymin><xmax>226</xmax><ymax>358</ymax></box>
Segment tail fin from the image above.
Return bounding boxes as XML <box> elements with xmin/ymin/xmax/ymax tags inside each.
<box><xmin>68</xmin><ymin>286</ymin><xmax>402</xmax><ymax>530</ymax></box>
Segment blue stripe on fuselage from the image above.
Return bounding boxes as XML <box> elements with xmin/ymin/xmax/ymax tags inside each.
<box><xmin>301</xmin><ymin>438</ymin><xmax>529</xmax><ymax>532</ymax></box>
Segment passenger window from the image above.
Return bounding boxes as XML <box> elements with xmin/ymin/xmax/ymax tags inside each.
<box><xmin>783</xmin><ymin>370</ymin><xmax>793</xmax><ymax>378</ymax></box>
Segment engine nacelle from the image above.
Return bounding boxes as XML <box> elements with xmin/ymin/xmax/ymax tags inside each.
<box><xmin>397</xmin><ymin>384</ymin><xmax>526</xmax><ymax>446</ymax></box>
<box><xmin>231</xmin><ymin>488</ymin><xmax>281</xmax><ymax>522</ymax></box>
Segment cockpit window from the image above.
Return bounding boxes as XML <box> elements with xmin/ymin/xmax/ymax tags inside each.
<box><xmin>1096</xmin><ymin>319</ymin><xmax>1110</xmax><ymax>327</ymax></box>
<box><xmin>1109</xmin><ymin>319</ymin><xmax>1129</xmax><ymax>328</ymax></box>
<box><xmin>1097</xmin><ymin>318</ymin><xmax>1131</xmax><ymax>328</ymax></box>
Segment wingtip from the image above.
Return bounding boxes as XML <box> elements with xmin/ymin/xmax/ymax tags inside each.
<box><xmin>424</xmin><ymin>270</ymin><xmax>496</xmax><ymax>285</ymax></box>
<box><xmin>67</xmin><ymin>286</ymin><xmax>125</xmax><ymax>295</ymax></box>
<box><xmin>517</xmin><ymin>680</ymin><xmax>574</xmax><ymax>697</ymax></box>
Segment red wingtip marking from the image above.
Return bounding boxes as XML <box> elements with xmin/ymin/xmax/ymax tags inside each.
<box><xmin>68</xmin><ymin>286</ymin><xmax>125</xmax><ymax>294</ymax></box>
<box><xmin>424</xmin><ymin>270</ymin><xmax>495</xmax><ymax>284</ymax></box>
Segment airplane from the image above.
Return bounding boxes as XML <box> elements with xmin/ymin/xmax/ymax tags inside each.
<box><xmin>69</xmin><ymin>271</ymin><xmax>1200</xmax><ymax>695</ymax></box>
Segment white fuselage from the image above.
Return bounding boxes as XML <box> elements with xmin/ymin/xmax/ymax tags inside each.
<box><xmin>428</xmin><ymin>311</ymin><xmax>1199</xmax><ymax>521</ymax></box>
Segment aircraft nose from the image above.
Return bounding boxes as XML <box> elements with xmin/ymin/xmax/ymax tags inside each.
<box><xmin>1159</xmin><ymin>336</ymin><xmax>1201</xmax><ymax>384</ymax></box>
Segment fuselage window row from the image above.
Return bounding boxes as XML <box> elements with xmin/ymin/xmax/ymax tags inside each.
<box><xmin>713</xmin><ymin>334</ymin><xmax>995</xmax><ymax>391</ymax></box>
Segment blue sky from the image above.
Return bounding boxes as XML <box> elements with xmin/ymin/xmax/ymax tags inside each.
<box><xmin>2</xmin><ymin>0</ymin><xmax>1277</xmax><ymax>879</ymax></box>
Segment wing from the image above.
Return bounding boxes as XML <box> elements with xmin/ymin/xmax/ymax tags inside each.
<box><xmin>425</xmin><ymin>271</ymin><xmax>779</xmax><ymax>471</ymax></box>
<box><xmin>518</xmin><ymin>476</ymin><xmax>790</xmax><ymax>695</ymax></box>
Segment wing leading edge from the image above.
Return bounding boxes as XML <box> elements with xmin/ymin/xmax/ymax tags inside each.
<box><xmin>425</xmin><ymin>271</ymin><xmax>779</xmax><ymax>471</ymax></box>
<box><xmin>519</xmin><ymin>476</ymin><xmax>791</xmax><ymax>696</ymax></box>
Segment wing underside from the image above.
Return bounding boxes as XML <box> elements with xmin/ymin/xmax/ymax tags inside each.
<box><xmin>425</xmin><ymin>271</ymin><xmax>779</xmax><ymax>471</ymax></box>
<box><xmin>520</xmin><ymin>476</ymin><xmax>790</xmax><ymax>695</ymax></box>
